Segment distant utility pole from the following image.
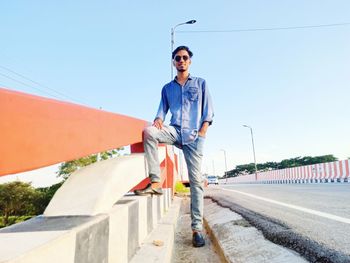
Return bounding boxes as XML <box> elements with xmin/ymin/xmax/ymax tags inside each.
<box><xmin>212</xmin><ymin>159</ymin><xmax>216</xmax><ymax>176</ymax></box>
<box><xmin>243</xmin><ymin>124</ymin><xmax>258</xmax><ymax>181</ymax></box>
<box><xmin>220</xmin><ymin>149</ymin><xmax>228</xmax><ymax>183</ymax></box>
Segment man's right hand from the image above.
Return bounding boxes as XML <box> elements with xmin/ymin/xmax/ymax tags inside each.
<box><xmin>153</xmin><ymin>118</ymin><xmax>163</xmax><ymax>130</ymax></box>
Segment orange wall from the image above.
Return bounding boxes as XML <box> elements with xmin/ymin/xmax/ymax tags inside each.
<box><xmin>0</xmin><ymin>88</ymin><xmax>147</xmax><ymax>176</ymax></box>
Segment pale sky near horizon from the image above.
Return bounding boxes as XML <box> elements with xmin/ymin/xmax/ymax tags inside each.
<box><xmin>1</xmin><ymin>1</ymin><xmax>350</xmax><ymax>186</ymax></box>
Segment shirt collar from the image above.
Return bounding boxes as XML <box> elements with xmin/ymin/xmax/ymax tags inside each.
<box><xmin>174</xmin><ymin>74</ymin><xmax>193</xmax><ymax>82</ymax></box>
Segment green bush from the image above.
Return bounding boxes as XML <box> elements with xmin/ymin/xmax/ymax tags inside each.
<box><xmin>175</xmin><ymin>181</ymin><xmax>190</xmax><ymax>194</ymax></box>
<box><xmin>0</xmin><ymin>181</ymin><xmax>63</xmax><ymax>228</ymax></box>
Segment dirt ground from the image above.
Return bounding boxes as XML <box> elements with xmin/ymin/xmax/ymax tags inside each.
<box><xmin>172</xmin><ymin>194</ymin><xmax>223</xmax><ymax>263</ymax></box>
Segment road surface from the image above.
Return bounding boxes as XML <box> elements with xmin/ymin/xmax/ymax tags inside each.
<box><xmin>205</xmin><ymin>183</ymin><xmax>350</xmax><ymax>262</ymax></box>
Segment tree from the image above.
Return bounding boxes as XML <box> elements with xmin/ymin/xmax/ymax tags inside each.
<box><xmin>0</xmin><ymin>182</ymin><xmax>39</xmax><ymax>226</ymax></box>
<box><xmin>34</xmin><ymin>181</ymin><xmax>64</xmax><ymax>214</ymax></box>
<box><xmin>57</xmin><ymin>149</ymin><xmax>122</xmax><ymax>179</ymax></box>
<box><xmin>226</xmin><ymin>154</ymin><xmax>338</xmax><ymax>178</ymax></box>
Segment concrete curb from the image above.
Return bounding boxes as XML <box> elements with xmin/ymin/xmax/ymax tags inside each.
<box><xmin>130</xmin><ymin>196</ymin><xmax>182</xmax><ymax>263</ymax></box>
<box><xmin>203</xmin><ymin>217</ymin><xmax>229</xmax><ymax>263</ymax></box>
<box><xmin>203</xmin><ymin>198</ymin><xmax>308</xmax><ymax>263</ymax></box>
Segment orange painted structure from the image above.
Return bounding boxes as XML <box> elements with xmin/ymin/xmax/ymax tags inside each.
<box><xmin>0</xmin><ymin>88</ymin><xmax>177</xmax><ymax>193</ymax></box>
<box><xmin>130</xmin><ymin>144</ymin><xmax>178</xmax><ymax>191</ymax></box>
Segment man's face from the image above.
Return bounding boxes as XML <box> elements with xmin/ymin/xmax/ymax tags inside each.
<box><xmin>173</xmin><ymin>50</ymin><xmax>191</xmax><ymax>72</ymax></box>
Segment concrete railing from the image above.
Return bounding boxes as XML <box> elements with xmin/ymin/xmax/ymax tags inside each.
<box><xmin>221</xmin><ymin>159</ymin><xmax>350</xmax><ymax>184</ymax></box>
<box><xmin>0</xmin><ymin>88</ymin><xmax>178</xmax><ymax>262</ymax></box>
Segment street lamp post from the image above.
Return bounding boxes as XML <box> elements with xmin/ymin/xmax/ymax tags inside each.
<box><xmin>171</xmin><ymin>20</ymin><xmax>196</xmax><ymax>79</ymax></box>
<box><xmin>171</xmin><ymin>20</ymin><xmax>196</xmax><ymax>181</ymax></box>
<box><xmin>243</xmin><ymin>125</ymin><xmax>258</xmax><ymax>181</ymax></box>
<box><xmin>220</xmin><ymin>149</ymin><xmax>228</xmax><ymax>183</ymax></box>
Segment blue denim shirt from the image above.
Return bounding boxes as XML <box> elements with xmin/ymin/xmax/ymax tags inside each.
<box><xmin>155</xmin><ymin>75</ymin><xmax>214</xmax><ymax>145</ymax></box>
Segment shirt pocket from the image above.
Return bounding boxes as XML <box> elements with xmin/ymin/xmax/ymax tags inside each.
<box><xmin>186</xmin><ymin>87</ymin><xmax>199</xmax><ymax>102</ymax></box>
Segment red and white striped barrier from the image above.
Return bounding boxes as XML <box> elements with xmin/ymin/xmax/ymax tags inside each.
<box><xmin>220</xmin><ymin>159</ymin><xmax>350</xmax><ymax>184</ymax></box>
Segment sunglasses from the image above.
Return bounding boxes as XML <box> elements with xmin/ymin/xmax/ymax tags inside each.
<box><xmin>174</xmin><ymin>55</ymin><xmax>189</xmax><ymax>62</ymax></box>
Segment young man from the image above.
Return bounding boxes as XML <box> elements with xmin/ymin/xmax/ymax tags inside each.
<box><xmin>135</xmin><ymin>46</ymin><xmax>214</xmax><ymax>247</ymax></box>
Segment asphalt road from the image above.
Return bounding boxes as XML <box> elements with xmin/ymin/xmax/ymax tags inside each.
<box><xmin>205</xmin><ymin>183</ymin><xmax>350</xmax><ymax>262</ymax></box>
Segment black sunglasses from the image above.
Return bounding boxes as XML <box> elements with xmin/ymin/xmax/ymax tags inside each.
<box><xmin>174</xmin><ymin>55</ymin><xmax>189</xmax><ymax>62</ymax></box>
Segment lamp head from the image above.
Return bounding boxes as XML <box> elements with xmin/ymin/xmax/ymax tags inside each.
<box><xmin>186</xmin><ymin>20</ymin><xmax>196</xmax><ymax>24</ymax></box>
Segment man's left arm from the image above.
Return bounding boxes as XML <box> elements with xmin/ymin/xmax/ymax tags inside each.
<box><xmin>198</xmin><ymin>80</ymin><xmax>214</xmax><ymax>137</ymax></box>
<box><xmin>198</xmin><ymin>121</ymin><xmax>210</xmax><ymax>137</ymax></box>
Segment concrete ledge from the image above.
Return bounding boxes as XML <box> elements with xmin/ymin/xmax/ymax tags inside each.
<box><xmin>0</xmin><ymin>190</ymin><xmax>173</xmax><ymax>263</ymax></box>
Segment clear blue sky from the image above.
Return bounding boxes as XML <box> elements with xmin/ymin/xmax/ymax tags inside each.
<box><xmin>1</xmin><ymin>1</ymin><xmax>349</xmax><ymax>184</ymax></box>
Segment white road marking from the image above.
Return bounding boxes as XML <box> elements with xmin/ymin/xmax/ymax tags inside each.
<box><xmin>221</xmin><ymin>188</ymin><xmax>350</xmax><ymax>225</ymax></box>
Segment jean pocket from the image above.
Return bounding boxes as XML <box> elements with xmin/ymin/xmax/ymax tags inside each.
<box><xmin>196</xmin><ymin>136</ymin><xmax>205</xmax><ymax>155</ymax></box>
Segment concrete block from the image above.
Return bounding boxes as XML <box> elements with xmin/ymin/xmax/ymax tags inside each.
<box><xmin>160</xmin><ymin>197</ymin><xmax>181</xmax><ymax>226</ymax></box>
<box><xmin>74</xmin><ymin>218</ymin><xmax>109</xmax><ymax>263</ymax></box>
<box><xmin>157</xmin><ymin>195</ymin><xmax>162</xmax><ymax>221</ymax></box>
<box><xmin>147</xmin><ymin>196</ymin><xmax>153</xmax><ymax>234</ymax></box>
<box><xmin>108</xmin><ymin>203</ymin><xmax>129</xmax><ymax>263</ymax></box>
<box><xmin>163</xmin><ymin>190</ymin><xmax>168</xmax><ymax>211</ymax></box>
<box><xmin>114</xmin><ymin>199</ymin><xmax>139</xmax><ymax>261</ymax></box>
<box><xmin>151</xmin><ymin>196</ymin><xmax>158</xmax><ymax>229</ymax></box>
<box><xmin>0</xmin><ymin>231</ymin><xmax>75</xmax><ymax>263</ymax></box>
<box><xmin>0</xmin><ymin>213</ymin><xmax>110</xmax><ymax>263</ymax></box>
<box><xmin>123</xmin><ymin>196</ymin><xmax>149</xmax><ymax>246</ymax></box>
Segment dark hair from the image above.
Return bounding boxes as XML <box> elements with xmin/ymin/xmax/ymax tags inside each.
<box><xmin>172</xmin><ymin>46</ymin><xmax>193</xmax><ymax>59</ymax></box>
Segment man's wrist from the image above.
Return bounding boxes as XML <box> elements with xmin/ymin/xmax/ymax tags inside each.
<box><xmin>198</xmin><ymin>130</ymin><xmax>206</xmax><ymax>137</ymax></box>
<box><xmin>199</xmin><ymin>122</ymin><xmax>209</xmax><ymax>136</ymax></box>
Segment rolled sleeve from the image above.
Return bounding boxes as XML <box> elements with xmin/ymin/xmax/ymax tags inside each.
<box><xmin>201</xmin><ymin>81</ymin><xmax>214</xmax><ymax>125</ymax></box>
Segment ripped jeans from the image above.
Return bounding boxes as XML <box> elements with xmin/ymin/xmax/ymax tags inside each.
<box><xmin>143</xmin><ymin>125</ymin><xmax>205</xmax><ymax>231</ymax></box>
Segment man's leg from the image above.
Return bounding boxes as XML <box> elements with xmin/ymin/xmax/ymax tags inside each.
<box><xmin>135</xmin><ymin>125</ymin><xmax>179</xmax><ymax>195</ymax></box>
<box><xmin>182</xmin><ymin>136</ymin><xmax>205</xmax><ymax>246</ymax></box>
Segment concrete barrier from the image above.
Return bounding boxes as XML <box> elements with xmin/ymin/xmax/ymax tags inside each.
<box><xmin>0</xmin><ymin>191</ymin><xmax>172</xmax><ymax>263</ymax></box>
<box><xmin>221</xmin><ymin>159</ymin><xmax>350</xmax><ymax>184</ymax></box>
<box><xmin>0</xmin><ymin>151</ymin><xmax>176</xmax><ymax>262</ymax></box>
